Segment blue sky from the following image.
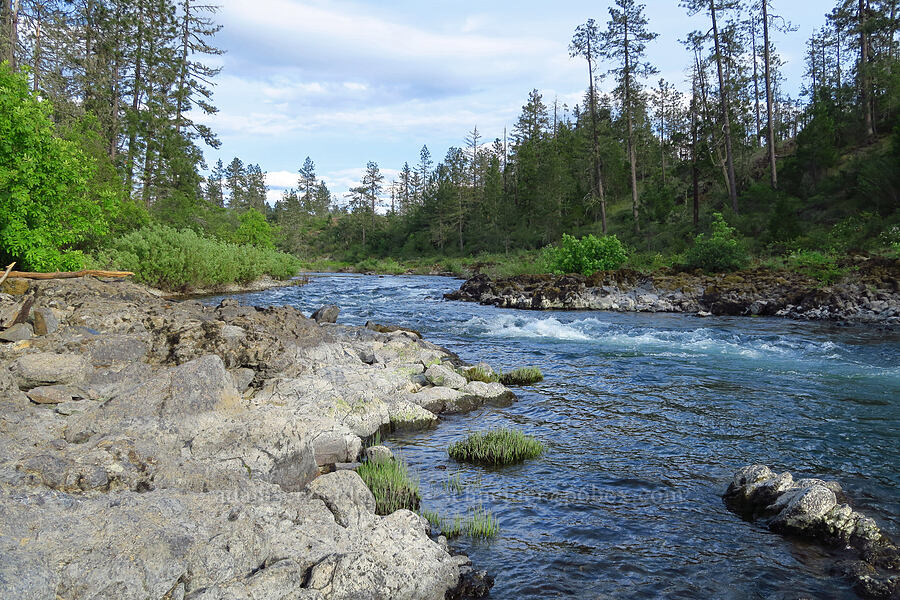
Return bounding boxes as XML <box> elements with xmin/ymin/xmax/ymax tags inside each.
<box><xmin>196</xmin><ymin>0</ymin><xmax>834</xmax><ymax>205</ymax></box>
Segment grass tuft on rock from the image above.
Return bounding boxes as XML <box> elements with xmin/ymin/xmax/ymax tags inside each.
<box><xmin>448</xmin><ymin>428</ymin><xmax>545</xmax><ymax>466</ymax></box>
<box><xmin>357</xmin><ymin>457</ymin><xmax>420</xmax><ymax>515</ymax></box>
<box><xmin>460</xmin><ymin>365</ymin><xmax>499</xmax><ymax>383</ymax></box>
<box><xmin>499</xmin><ymin>367</ymin><xmax>543</xmax><ymax>386</ymax></box>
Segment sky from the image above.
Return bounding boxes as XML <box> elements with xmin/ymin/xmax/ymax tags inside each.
<box><xmin>196</xmin><ymin>0</ymin><xmax>836</xmax><ymax>206</ymax></box>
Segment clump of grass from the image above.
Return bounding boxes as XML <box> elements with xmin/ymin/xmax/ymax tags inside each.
<box><xmin>442</xmin><ymin>514</ymin><xmax>463</xmax><ymax>538</ymax></box>
<box><xmin>419</xmin><ymin>508</ymin><xmax>443</xmax><ymax>529</ymax></box>
<box><xmin>443</xmin><ymin>470</ymin><xmax>464</xmax><ymax>493</ymax></box>
<box><xmin>464</xmin><ymin>506</ymin><xmax>499</xmax><ymax>539</ymax></box>
<box><xmin>460</xmin><ymin>365</ymin><xmax>499</xmax><ymax>383</ymax></box>
<box><xmin>499</xmin><ymin>366</ymin><xmax>544</xmax><ymax>386</ymax></box>
<box><xmin>419</xmin><ymin>508</ymin><xmax>497</xmax><ymax>539</ymax></box>
<box><xmin>357</xmin><ymin>457</ymin><xmax>420</xmax><ymax>515</ymax></box>
<box><xmin>448</xmin><ymin>428</ymin><xmax>545</xmax><ymax>465</ymax></box>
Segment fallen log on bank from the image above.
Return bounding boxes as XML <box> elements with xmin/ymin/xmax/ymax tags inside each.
<box><xmin>5</xmin><ymin>269</ymin><xmax>134</xmax><ymax>280</ymax></box>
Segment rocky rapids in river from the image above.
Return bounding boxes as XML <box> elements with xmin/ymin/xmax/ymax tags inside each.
<box><xmin>445</xmin><ymin>258</ymin><xmax>900</xmax><ymax>324</ymax></box>
<box><xmin>0</xmin><ymin>276</ymin><xmax>511</xmax><ymax>599</ymax></box>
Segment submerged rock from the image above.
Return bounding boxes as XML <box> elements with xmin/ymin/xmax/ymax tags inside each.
<box><xmin>311</xmin><ymin>304</ymin><xmax>340</xmax><ymax>323</ymax></box>
<box><xmin>724</xmin><ymin>465</ymin><xmax>899</xmax><ymax>598</ymax></box>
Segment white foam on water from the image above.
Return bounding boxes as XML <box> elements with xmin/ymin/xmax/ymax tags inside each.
<box><xmin>463</xmin><ymin>315</ymin><xmax>594</xmax><ymax>341</ymax></box>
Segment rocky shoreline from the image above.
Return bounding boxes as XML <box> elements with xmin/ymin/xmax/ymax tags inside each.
<box><xmin>444</xmin><ymin>258</ymin><xmax>900</xmax><ymax>324</ymax></box>
<box><xmin>0</xmin><ymin>276</ymin><xmax>510</xmax><ymax>599</ymax></box>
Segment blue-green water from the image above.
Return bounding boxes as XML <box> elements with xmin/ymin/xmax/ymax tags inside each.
<box><xmin>218</xmin><ymin>274</ymin><xmax>900</xmax><ymax>599</ymax></box>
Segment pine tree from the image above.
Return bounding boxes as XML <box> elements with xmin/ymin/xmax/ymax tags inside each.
<box><xmin>602</xmin><ymin>0</ymin><xmax>658</xmax><ymax>233</ymax></box>
<box><xmin>570</xmin><ymin>19</ymin><xmax>608</xmax><ymax>233</ymax></box>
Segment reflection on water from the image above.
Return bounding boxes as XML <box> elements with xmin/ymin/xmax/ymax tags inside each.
<box><xmin>212</xmin><ymin>274</ymin><xmax>900</xmax><ymax>599</ymax></box>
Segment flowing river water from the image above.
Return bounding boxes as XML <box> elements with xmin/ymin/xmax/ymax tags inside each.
<box><xmin>215</xmin><ymin>273</ymin><xmax>900</xmax><ymax>599</ymax></box>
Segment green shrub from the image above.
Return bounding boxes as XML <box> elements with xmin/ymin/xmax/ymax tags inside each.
<box><xmin>684</xmin><ymin>212</ymin><xmax>749</xmax><ymax>272</ymax></box>
<box><xmin>0</xmin><ymin>63</ymin><xmax>120</xmax><ymax>270</ymax></box>
<box><xmin>499</xmin><ymin>367</ymin><xmax>543</xmax><ymax>386</ymax></box>
<box><xmin>91</xmin><ymin>224</ymin><xmax>300</xmax><ymax>290</ymax></box>
<box><xmin>232</xmin><ymin>209</ymin><xmax>276</xmax><ymax>248</ymax></box>
<box><xmin>786</xmin><ymin>250</ymin><xmax>849</xmax><ymax>285</ymax></box>
<box><xmin>541</xmin><ymin>233</ymin><xmax>627</xmax><ymax>276</ymax></box>
<box><xmin>358</xmin><ymin>456</ymin><xmax>421</xmax><ymax>515</ymax></box>
<box><xmin>448</xmin><ymin>428</ymin><xmax>545</xmax><ymax>465</ymax></box>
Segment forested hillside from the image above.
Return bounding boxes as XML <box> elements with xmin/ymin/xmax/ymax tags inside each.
<box><xmin>1</xmin><ymin>0</ymin><xmax>898</xmax><ymax>281</ymax></box>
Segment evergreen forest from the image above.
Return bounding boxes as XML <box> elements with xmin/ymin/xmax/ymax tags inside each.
<box><xmin>1</xmin><ymin>0</ymin><xmax>899</xmax><ymax>287</ymax></box>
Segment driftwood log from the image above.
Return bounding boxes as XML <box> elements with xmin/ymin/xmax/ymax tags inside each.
<box><xmin>5</xmin><ymin>269</ymin><xmax>134</xmax><ymax>280</ymax></box>
<box><xmin>0</xmin><ymin>263</ymin><xmax>14</xmax><ymax>286</ymax></box>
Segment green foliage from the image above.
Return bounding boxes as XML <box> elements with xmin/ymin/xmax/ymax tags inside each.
<box><xmin>357</xmin><ymin>457</ymin><xmax>420</xmax><ymax>515</ymax></box>
<box><xmin>684</xmin><ymin>213</ymin><xmax>749</xmax><ymax>272</ymax></box>
<box><xmin>785</xmin><ymin>250</ymin><xmax>849</xmax><ymax>286</ymax></box>
<box><xmin>499</xmin><ymin>367</ymin><xmax>544</xmax><ymax>386</ymax></box>
<box><xmin>826</xmin><ymin>212</ymin><xmax>883</xmax><ymax>253</ymax></box>
<box><xmin>541</xmin><ymin>233</ymin><xmax>628</xmax><ymax>276</ymax></box>
<box><xmin>91</xmin><ymin>224</ymin><xmax>300</xmax><ymax>290</ymax></box>
<box><xmin>460</xmin><ymin>365</ymin><xmax>499</xmax><ymax>384</ymax></box>
<box><xmin>0</xmin><ymin>64</ymin><xmax>119</xmax><ymax>270</ymax></box>
<box><xmin>232</xmin><ymin>209</ymin><xmax>276</xmax><ymax>248</ymax></box>
<box><xmin>448</xmin><ymin>428</ymin><xmax>545</xmax><ymax>466</ymax></box>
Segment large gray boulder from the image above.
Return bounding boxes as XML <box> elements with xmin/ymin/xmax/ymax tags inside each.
<box><xmin>424</xmin><ymin>364</ymin><xmax>466</xmax><ymax>390</ymax></box>
<box><xmin>307</xmin><ymin>470</ymin><xmax>376</xmax><ymax>528</ymax></box>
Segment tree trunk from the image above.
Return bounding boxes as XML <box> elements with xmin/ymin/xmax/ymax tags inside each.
<box><xmin>624</xmin><ymin>20</ymin><xmax>639</xmax><ymax>234</ymax></box>
<box><xmin>696</xmin><ymin>50</ymin><xmax>730</xmax><ymax>191</ymax></box>
<box><xmin>126</xmin><ymin>1</ymin><xmax>145</xmax><ymax>187</ymax></box>
<box><xmin>860</xmin><ymin>0</ymin><xmax>874</xmax><ymax>137</ymax></box>
<box><xmin>586</xmin><ymin>36</ymin><xmax>607</xmax><ymax>234</ymax></box>
<box><xmin>31</xmin><ymin>11</ymin><xmax>40</xmax><ymax>92</ymax></box>
<box><xmin>710</xmin><ymin>0</ymin><xmax>739</xmax><ymax>213</ymax></box>
<box><xmin>762</xmin><ymin>0</ymin><xmax>777</xmax><ymax>189</ymax></box>
<box><xmin>691</xmin><ymin>77</ymin><xmax>700</xmax><ymax>228</ymax></box>
<box><xmin>176</xmin><ymin>0</ymin><xmax>189</xmax><ymax>135</ymax></box>
<box><xmin>7</xmin><ymin>0</ymin><xmax>19</xmax><ymax>68</ymax></box>
<box><xmin>751</xmin><ymin>14</ymin><xmax>761</xmax><ymax>147</ymax></box>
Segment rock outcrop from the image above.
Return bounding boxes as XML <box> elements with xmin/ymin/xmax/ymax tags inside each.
<box><xmin>445</xmin><ymin>258</ymin><xmax>900</xmax><ymax>324</ymax></box>
<box><xmin>724</xmin><ymin>465</ymin><xmax>899</xmax><ymax>599</ymax></box>
<box><xmin>0</xmin><ymin>276</ymin><xmax>507</xmax><ymax>599</ymax></box>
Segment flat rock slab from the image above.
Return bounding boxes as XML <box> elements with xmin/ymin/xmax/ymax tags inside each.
<box><xmin>0</xmin><ymin>322</ymin><xmax>33</xmax><ymax>342</ymax></box>
<box><xmin>11</xmin><ymin>352</ymin><xmax>89</xmax><ymax>388</ymax></box>
<box><xmin>26</xmin><ymin>385</ymin><xmax>75</xmax><ymax>404</ymax></box>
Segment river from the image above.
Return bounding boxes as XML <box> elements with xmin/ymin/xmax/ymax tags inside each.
<box><xmin>213</xmin><ymin>273</ymin><xmax>900</xmax><ymax>599</ymax></box>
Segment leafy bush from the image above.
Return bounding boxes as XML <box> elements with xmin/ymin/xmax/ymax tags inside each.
<box><xmin>786</xmin><ymin>250</ymin><xmax>849</xmax><ymax>285</ymax></box>
<box><xmin>358</xmin><ymin>456</ymin><xmax>420</xmax><ymax>515</ymax></box>
<box><xmin>684</xmin><ymin>213</ymin><xmax>749</xmax><ymax>272</ymax></box>
<box><xmin>448</xmin><ymin>428</ymin><xmax>545</xmax><ymax>465</ymax></box>
<box><xmin>0</xmin><ymin>63</ymin><xmax>119</xmax><ymax>270</ymax></box>
<box><xmin>541</xmin><ymin>233</ymin><xmax>627</xmax><ymax>276</ymax></box>
<box><xmin>499</xmin><ymin>367</ymin><xmax>544</xmax><ymax>386</ymax></box>
<box><xmin>91</xmin><ymin>224</ymin><xmax>300</xmax><ymax>290</ymax></box>
<box><xmin>231</xmin><ymin>209</ymin><xmax>276</xmax><ymax>248</ymax></box>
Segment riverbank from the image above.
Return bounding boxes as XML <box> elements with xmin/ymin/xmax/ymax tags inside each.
<box><xmin>161</xmin><ymin>274</ymin><xmax>311</xmax><ymax>299</ymax></box>
<box><xmin>0</xmin><ymin>276</ymin><xmax>512</xmax><ymax>598</ymax></box>
<box><xmin>445</xmin><ymin>257</ymin><xmax>900</xmax><ymax>324</ymax></box>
